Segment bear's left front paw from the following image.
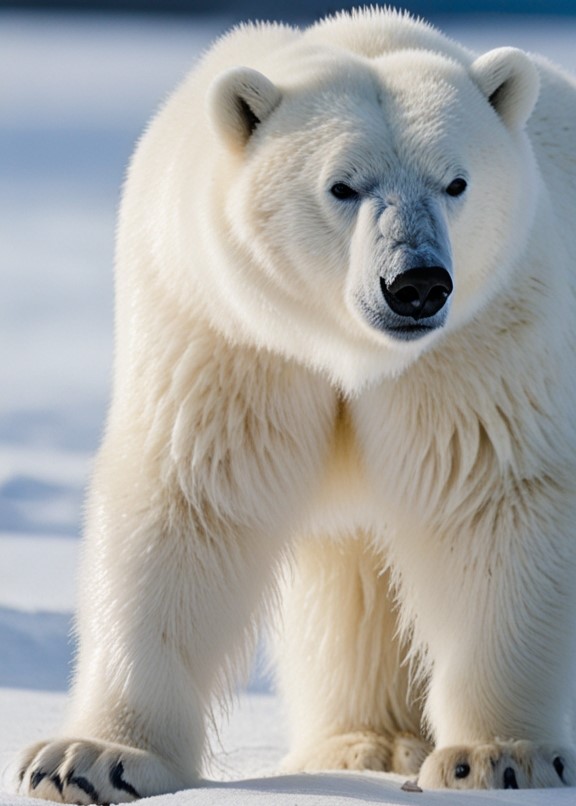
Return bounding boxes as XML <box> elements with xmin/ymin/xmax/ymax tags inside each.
<box><xmin>418</xmin><ymin>740</ymin><xmax>576</xmax><ymax>789</ymax></box>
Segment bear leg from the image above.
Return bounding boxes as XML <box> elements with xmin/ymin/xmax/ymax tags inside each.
<box><xmin>278</xmin><ymin>535</ymin><xmax>428</xmax><ymax>774</ymax></box>
<box><xmin>387</xmin><ymin>486</ymin><xmax>576</xmax><ymax>789</ymax></box>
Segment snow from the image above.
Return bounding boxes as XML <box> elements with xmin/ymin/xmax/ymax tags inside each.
<box><xmin>2</xmin><ymin>9</ymin><xmax>576</xmax><ymax>805</ymax></box>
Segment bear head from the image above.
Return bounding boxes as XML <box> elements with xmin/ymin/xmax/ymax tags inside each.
<box><xmin>205</xmin><ymin>41</ymin><xmax>540</xmax><ymax>392</ymax></box>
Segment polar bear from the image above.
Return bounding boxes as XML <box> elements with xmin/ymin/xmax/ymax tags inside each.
<box><xmin>18</xmin><ymin>7</ymin><xmax>576</xmax><ymax>801</ymax></box>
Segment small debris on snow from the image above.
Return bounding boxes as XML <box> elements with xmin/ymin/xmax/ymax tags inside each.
<box><xmin>401</xmin><ymin>780</ymin><xmax>423</xmax><ymax>793</ymax></box>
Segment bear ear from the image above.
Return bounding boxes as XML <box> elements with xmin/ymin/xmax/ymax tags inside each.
<box><xmin>208</xmin><ymin>66</ymin><xmax>282</xmax><ymax>150</ymax></box>
<box><xmin>470</xmin><ymin>47</ymin><xmax>539</xmax><ymax>129</ymax></box>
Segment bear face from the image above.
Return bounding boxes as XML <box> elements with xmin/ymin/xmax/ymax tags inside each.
<box><xmin>205</xmin><ymin>44</ymin><xmax>540</xmax><ymax>392</ymax></box>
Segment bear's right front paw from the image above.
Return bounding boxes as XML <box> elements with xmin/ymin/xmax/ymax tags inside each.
<box><xmin>17</xmin><ymin>738</ymin><xmax>188</xmax><ymax>803</ymax></box>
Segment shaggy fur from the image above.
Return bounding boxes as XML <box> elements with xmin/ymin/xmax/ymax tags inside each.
<box><xmin>17</xmin><ymin>7</ymin><xmax>576</xmax><ymax>801</ymax></box>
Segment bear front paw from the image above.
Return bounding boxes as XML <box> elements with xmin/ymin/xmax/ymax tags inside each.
<box><xmin>283</xmin><ymin>730</ymin><xmax>393</xmax><ymax>773</ymax></box>
<box><xmin>283</xmin><ymin>730</ymin><xmax>430</xmax><ymax>775</ymax></box>
<box><xmin>17</xmin><ymin>738</ymin><xmax>188</xmax><ymax>803</ymax></box>
<box><xmin>417</xmin><ymin>740</ymin><xmax>576</xmax><ymax>789</ymax></box>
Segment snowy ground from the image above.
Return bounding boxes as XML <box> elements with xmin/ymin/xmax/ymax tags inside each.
<box><xmin>2</xmin><ymin>9</ymin><xmax>576</xmax><ymax>805</ymax></box>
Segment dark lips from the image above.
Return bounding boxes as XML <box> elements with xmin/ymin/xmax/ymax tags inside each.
<box><xmin>385</xmin><ymin>323</ymin><xmax>437</xmax><ymax>340</ymax></box>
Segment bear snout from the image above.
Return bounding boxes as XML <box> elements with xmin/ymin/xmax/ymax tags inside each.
<box><xmin>380</xmin><ymin>266</ymin><xmax>453</xmax><ymax>320</ymax></box>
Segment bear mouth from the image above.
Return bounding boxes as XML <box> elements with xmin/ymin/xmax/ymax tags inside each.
<box><xmin>355</xmin><ymin>298</ymin><xmax>448</xmax><ymax>342</ymax></box>
<box><xmin>386</xmin><ymin>323</ymin><xmax>439</xmax><ymax>341</ymax></box>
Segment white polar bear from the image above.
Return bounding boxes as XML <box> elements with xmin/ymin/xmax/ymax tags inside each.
<box><xmin>18</xmin><ymin>7</ymin><xmax>576</xmax><ymax>801</ymax></box>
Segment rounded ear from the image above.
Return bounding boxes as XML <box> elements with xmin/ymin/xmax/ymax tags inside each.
<box><xmin>208</xmin><ymin>66</ymin><xmax>282</xmax><ymax>150</ymax></box>
<box><xmin>470</xmin><ymin>47</ymin><xmax>539</xmax><ymax>129</ymax></box>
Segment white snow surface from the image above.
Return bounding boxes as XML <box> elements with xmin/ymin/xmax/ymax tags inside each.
<box><xmin>2</xmin><ymin>10</ymin><xmax>576</xmax><ymax>805</ymax></box>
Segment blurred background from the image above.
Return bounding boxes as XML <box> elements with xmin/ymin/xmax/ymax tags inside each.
<box><xmin>1</xmin><ymin>0</ymin><xmax>576</xmax><ymax>688</ymax></box>
<box><xmin>2</xmin><ymin>0</ymin><xmax>576</xmax><ymax>19</ymax></box>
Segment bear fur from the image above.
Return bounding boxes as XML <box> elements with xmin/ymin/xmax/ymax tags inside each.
<box><xmin>18</xmin><ymin>7</ymin><xmax>576</xmax><ymax>800</ymax></box>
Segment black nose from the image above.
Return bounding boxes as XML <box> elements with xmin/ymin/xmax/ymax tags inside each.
<box><xmin>381</xmin><ymin>266</ymin><xmax>453</xmax><ymax>320</ymax></box>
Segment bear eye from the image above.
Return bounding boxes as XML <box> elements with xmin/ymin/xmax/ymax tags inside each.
<box><xmin>330</xmin><ymin>182</ymin><xmax>359</xmax><ymax>201</ymax></box>
<box><xmin>454</xmin><ymin>763</ymin><xmax>471</xmax><ymax>779</ymax></box>
<box><xmin>446</xmin><ymin>177</ymin><xmax>468</xmax><ymax>197</ymax></box>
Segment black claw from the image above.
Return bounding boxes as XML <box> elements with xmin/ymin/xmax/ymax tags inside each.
<box><xmin>553</xmin><ymin>756</ymin><xmax>566</xmax><ymax>783</ymax></box>
<box><xmin>67</xmin><ymin>772</ymin><xmax>100</xmax><ymax>803</ymax></box>
<box><xmin>30</xmin><ymin>770</ymin><xmax>47</xmax><ymax>790</ymax></box>
<box><xmin>503</xmin><ymin>766</ymin><xmax>519</xmax><ymax>789</ymax></box>
<box><xmin>110</xmin><ymin>760</ymin><xmax>141</xmax><ymax>799</ymax></box>
<box><xmin>51</xmin><ymin>773</ymin><xmax>63</xmax><ymax>795</ymax></box>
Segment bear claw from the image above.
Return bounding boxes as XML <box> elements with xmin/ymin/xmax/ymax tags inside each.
<box><xmin>502</xmin><ymin>766</ymin><xmax>518</xmax><ymax>789</ymax></box>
